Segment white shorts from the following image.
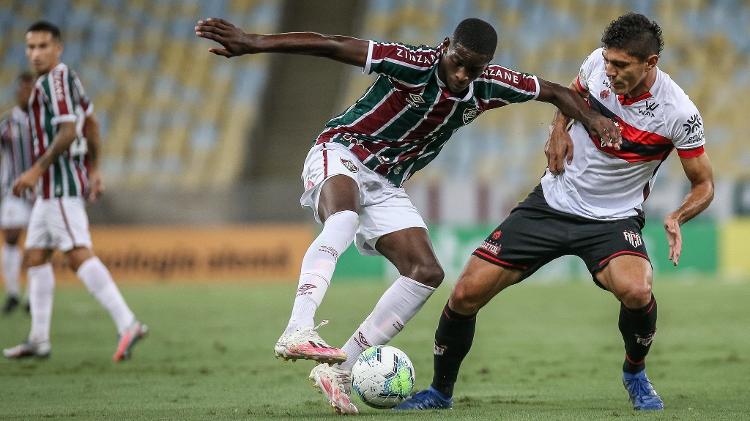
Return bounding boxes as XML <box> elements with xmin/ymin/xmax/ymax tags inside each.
<box><xmin>0</xmin><ymin>194</ymin><xmax>32</xmax><ymax>229</ymax></box>
<box><xmin>25</xmin><ymin>197</ymin><xmax>93</xmax><ymax>252</ymax></box>
<box><xmin>300</xmin><ymin>142</ymin><xmax>427</xmax><ymax>256</ymax></box>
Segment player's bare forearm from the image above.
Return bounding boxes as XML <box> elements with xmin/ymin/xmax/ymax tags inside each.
<box><xmin>34</xmin><ymin>122</ymin><xmax>77</xmax><ymax>172</ymax></box>
<box><xmin>83</xmin><ymin>115</ymin><xmax>101</xmax><ymax>170</ymax></box>
<box><xmin>195</xmin><ymin>18</ymin><xmax>368</xmax><ymax>67</ymax></box>
<box><xmin>548</xmin><ymin>81</ymin><xmax>581</xmax><ymax>133</ymax></box>
<box><xmin>669</xmin><ymin>154</ymin><xmax>714</xmax><ymax>224</ymax></box>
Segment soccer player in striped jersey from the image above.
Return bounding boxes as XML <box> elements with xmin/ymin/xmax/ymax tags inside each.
<box><xmin>196</xmin><ymin>17</ymin><xmax>621</xmax><ymax>414</ymax></box>
<box><xmin>0</xmin><ymin>72</ymin><xmax>35</xmax><ymax>315</ymax></box>
<box><xmin>398</xmin><ymin>13</ymin><xmax>714</xmax><ymax>412</ymax></box>
<box><xmin>2</xmin><ymin>21</ymin><xmax>147</xmax><ymax>362</ymax></box>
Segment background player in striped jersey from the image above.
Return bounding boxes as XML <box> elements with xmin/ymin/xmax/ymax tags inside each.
<box><xmin>0</xmin><ymin>72</ymin><xmax>35</xmax><ymax>315</ymax></box>
<box><xmin>196</xmin><ymin>17</ymin><xmax>621</xmax><ymax>414</ymax></box>
<box><xmin>2</xmin><ymin>21</ymin><xmax>147</xmax><ymax>362</ymax></box>
<box><xmin>398</xmin><ymin>13</ymin><xmax>714</xmax><ymax>412</ymax></box>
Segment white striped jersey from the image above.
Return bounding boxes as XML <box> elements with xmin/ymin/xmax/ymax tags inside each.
<box><xmin>316</xmin><ymin>41</ymin><xmax>540</xmax><ymax>186</ymax></box>
<box><xmin>28</xmin><ymin>62</ymin><xmax>93</xmax><ymax>199</ymax></box>
<box><xmin>0</xmin><ymin>106</ymin><xmax>34</xmax><ymax>198</ymax></box>
<box><xmin>541</xmin><ymin>48</ymin><xmax>706</xmax><ymax>220</ymax></box>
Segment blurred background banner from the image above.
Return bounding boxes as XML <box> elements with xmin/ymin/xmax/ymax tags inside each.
<box><xmin>1</xmin><ymin>0</ymin><xmax>747</xmax><ymax>282</ymax></box>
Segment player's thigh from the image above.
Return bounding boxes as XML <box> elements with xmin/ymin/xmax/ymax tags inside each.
<box><xmin>300</xmin><ymin>143</ymin><xmax>363</xmax><ymax>222</ymax></box>
<box><xmin>375</xmin><ymin>226</ymin><xmax>443</xmax><ymax>287</ymax></box>
<box><xmin>357</xmin><ymin>190</ymin><xmax>427</xmax><ymax>257</ymax></box>
<box><xmin>595</xmin><ymin>254</ymin><xmax>653</xmax><ymax>308</ymax></box>
<box><xmin>449</xmin><ymin>256</ymin><xmax>524</xmax><ymax>315</ymax></box>
<box><xmin>47</xmin><ymin>197</ymin><xmax>93</xmax><ymax>254</ymax></box>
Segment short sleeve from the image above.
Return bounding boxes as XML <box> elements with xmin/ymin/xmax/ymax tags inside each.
<box><xmin>575</xmin><ymin>48</ymin><xmax>603</xmax><ymax>93</ymax></box>
<box><xmin>48</xmin><ymin>66</ymin><xmax>77</xmax><ymax>125</ymax></box>
<box><xmin>364</xmin><ymin>41</ymin><xmax>438</xmax><ymax>85</ymax></box>
<box><xmin>670</xmin><ymin>104</ymin><xmax>706</xmax><ymax>158</ymax></box>
<box><xmin>475</xmin><ymin>65</ymin><xmax>539</xmax><ymax>108</ymax></box>
<box><xmin>71</xmin><ymin>71</ymin><xmax>94</xmax><ymax>117</ymax></box>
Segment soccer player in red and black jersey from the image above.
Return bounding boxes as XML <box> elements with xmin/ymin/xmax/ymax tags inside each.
<box><xmin>197</xmin><ymin>17</ymin><xmax>621</xmax><ymax>414</ymax></box>
<box><xmin>397</xmin><ymin>13</ymin><xmax>714</xmax><ymax>412</ymax></box>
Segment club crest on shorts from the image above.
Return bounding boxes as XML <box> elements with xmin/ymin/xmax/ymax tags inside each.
<box><xmin>463</xmin><ymin>106</ymin><xmax>478</xmax><ymax>124</ymax></box>
<box><xmin>623</xmin><ymin>230</ymin><xmax>643</xmax><ymax>248</ymax></box>
<box><xmin>491</xmin><ymin>230</ymin><xmax>502</xmax><ymax>240</ymax></box>
<box><xmin>340</xmin><ymin>158</ymin><xmax>358</xmax><ymax>173</ymax></box>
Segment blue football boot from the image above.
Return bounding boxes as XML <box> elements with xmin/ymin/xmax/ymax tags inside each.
<box><xmin>623</xmin><ymin>370</ymin><xmax>664</xmax><ymax>410</ymax></box>
<box><xmin>394</xmin><ymin>386</ymin><xmax>453</xmax><ymax>410</ymax></box>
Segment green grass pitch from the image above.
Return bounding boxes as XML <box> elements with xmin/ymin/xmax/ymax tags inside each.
<box><xmin>1</xmin><ymin>279</ymin><xmax>748</xmax><ymax>420</ymax></box>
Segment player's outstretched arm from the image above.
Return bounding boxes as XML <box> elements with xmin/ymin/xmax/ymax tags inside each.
<box><xmin>537</xmin><ymin>78</ymin><xmax>621</xmax><ymax>150</ymax></box>
<box><xmin>664</xmin><ymin>153</ymin><xmax>714</xmax><ymax>266</ymax></box>
<box><xmin>195</xmin><ymin>18</ymin><xmax>369</xmax><ymax>67</ymax></box>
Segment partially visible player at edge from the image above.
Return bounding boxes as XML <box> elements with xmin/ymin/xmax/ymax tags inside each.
<box><xmin>196</xmin><ymin>17</ymin><xmax>621</xmax><ymax>414</ymax></box>
<box><xmin>2</xmin><ymin>21</ymin><xmax>147</xmax><ymax>362</ymax></box>
<box><xmin>0</xmin><ymin>72</ymin><xmax>35</xmax><ymax>315</ymax></box>
<box><xmin>396</xmin><ymin>13</ymin><xmax>713</xmax><ymax>412</ymax></box>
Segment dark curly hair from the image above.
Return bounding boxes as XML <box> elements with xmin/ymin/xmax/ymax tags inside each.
<box><xmin>601</xmin><ymin>13</ymin><xmax>663</xmax><ymax>60</ymax></box>
<box><xmin>453</xmin><ymin>18</ymin><xmax>497</xmax><ymax>57</ymax></box>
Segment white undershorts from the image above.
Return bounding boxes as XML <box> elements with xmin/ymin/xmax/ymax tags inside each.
<box><xmin>0</xmin><ymin>194</ymin><xmax>32</xmax><ymax>229</ymax></box>
<box><xmin>300</xmin><ymin>142</ymin><xmax>427</xmax><ymax>256</ymax></box>
<box><xmin>25</xmin><ymin>197</ymin><xmax>92</xmax><ymax>252</ymax></box>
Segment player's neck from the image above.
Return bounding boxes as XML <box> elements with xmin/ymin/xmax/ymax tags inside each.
<box><xmin>625</xmin><ymin>68</ymin><xmax>657</xmax><ymax>99</ymax></box>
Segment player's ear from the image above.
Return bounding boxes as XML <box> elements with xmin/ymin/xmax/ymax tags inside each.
<box><xmin>645</xmin><ymin>54</ymin><xmax>658</xmax><ymax>70</ymax></box>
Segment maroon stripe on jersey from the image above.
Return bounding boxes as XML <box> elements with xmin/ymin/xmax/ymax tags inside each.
<box><xmin>52</xmin><ymin>68</ymin><xmax>70</xmax><ymax>115</ymax></box>
<box><xmin>349</xmin><ymin>92</ymin><xmax>402</xmax><ymax>134</ymax></box>
<box><xmin>404</xmin><ymin>100</ymin><xmax>456</xmax><ymax>139</ymax></box>
<box><xmin>677</xmin><ymin>146</ymin><xmax>705</xmax><ymax>158</ymax></box>
<box><xmin>75</xmin><ymin>161</ymin><xmax>86</xmax><ymax>196</ymax></box>
<box><xmin>322</xmin><ymin>144</ymin><xmax>328</xmax><ymax>178</ymax></box>
<box><xmin>31</xmin><ymin>93</ymin><xmax>51</xmax><ymax>197</ymax></box>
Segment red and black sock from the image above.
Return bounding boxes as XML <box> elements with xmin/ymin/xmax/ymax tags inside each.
<box><xmin>431</xmin><ymin>302</ymin><xmax>477</xmax><ymax>397</ymax></box>
<box><xmin>619</xmin><ymin>294</ymin><xmax>657</xmax><ymax>373</ymax></box>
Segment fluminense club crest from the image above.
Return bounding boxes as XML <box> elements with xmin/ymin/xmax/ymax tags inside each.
<box><xmin>340</xmin><ymin>158</ymin><xmax>358</xmax><ymax>173</ymax></box>
<box><xmin>462</xmin><ymin>106</ymin><xmax>478</xmax><ymax>124</ymax></box>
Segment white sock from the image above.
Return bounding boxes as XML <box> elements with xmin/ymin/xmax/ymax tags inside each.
<box><xmin>284</xmin><ymin>210</ymin><xmax>358</xmax><ymax>334</ymax></box>
<box><xmin>28</xmin><ymin>263</ymin><xmax>55</xmax><ymax>344</ymax></box>
<box><xmin>337</xmin><ymin>276</ymin><xmax>435</xmax><ymax>371</ymax></box>
<box><xmin>2</xmin><ymin>244</ymin><xmax>22</xmax><ymax>297</ymax></box>
<box><xmin>77</xmin><ymin>257</ymin><xmax>135</xmax><ymax>334</ymax></box>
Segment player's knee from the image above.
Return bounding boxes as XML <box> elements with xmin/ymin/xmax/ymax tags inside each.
<box><xmin>620</xmin><ymin>281</ymin><xmax>652</xmax><ymax>309</ymax></box>
<box><xmin>449</xmin><ymin>282</ymin><xmax>482</xmax><ymax>314</ymax></box>
<box><xmin>405</xmin><ymin>260</ymin><xmax>444</xmax><ymax>288</ymax></box>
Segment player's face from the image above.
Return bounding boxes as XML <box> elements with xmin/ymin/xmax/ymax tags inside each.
<box><xmin>602</xmin><ymin>48</ymin><xmax>657</xmax><ymax>96</ymax></box>
<box><xmin>25</xmin><ymin>31</ymin><xmax>62</xmax><ymax>74</ymax></box>
<box><xmin>15</xmin><ymin>79</ymin><xmax>33</xmax><ymax>108</ymax></box>
<box><xmin>439</xmin><ymin>40</ymin><xmax>491</xmax><ymax>94</ymax></box>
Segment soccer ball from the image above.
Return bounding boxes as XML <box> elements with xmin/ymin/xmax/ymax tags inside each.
<box><xmin>351</xmin><ymin>345</ymin><xmax>415</xmax><ymax>409</ymax></box>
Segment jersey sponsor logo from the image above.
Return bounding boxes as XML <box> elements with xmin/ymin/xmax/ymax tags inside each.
<box><xmin>638</xmin><ymin>100</ymin><xmax>659</xmax><ymax>118</ymax></box>
<box><xmin>486</xmin><ymin>67</ymin><xmax>522</xmax><ymax>85</ymax></box>
<box><xmin>623</xmin><ymin>230</ymin><xmax>643</xmax><ymax>248</ymax></box>
<box><xmin>394</xmin><ymin>47</ymin><xmax>437</xmax><ymax>64</ymax></box>
<box><xmin>296</xmin><ymin>283</ymin><xmax>317</xmax><ymax>297</ymax></box>
<box><xmin>462</xmin><ymin>106</ymin><xmax>478</xmax><ymax>124</ymax></box>
<box><xmin>340</xmin><ymin>158</ymin><xmax>358</xmax><ymax>173</ymax></box>
<box><xmin>479</xmin><ymin>240</ymin><xmax>500</xmax><ymax>255</ymax></box>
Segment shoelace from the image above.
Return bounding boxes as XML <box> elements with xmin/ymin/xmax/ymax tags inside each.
<box><xmin>312</xmin><ymin>320</ymin><xmax>330</xmax><ymax>332</ymax></box>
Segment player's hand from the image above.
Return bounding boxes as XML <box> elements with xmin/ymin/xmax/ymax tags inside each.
<box><xmin>545</xmin><ymin>125</ymin><xmax>574</xmax><ymax>175</ymax></box>
<box><xmin>589</xmin><ymin>115</ymin><xmax>622</xmax><ymax>150</ymax></box>
<box><xmin>664</xmin><ymin>214</ymin><xmax>682</xmax><ymax>266</ymax></box>
<box><xmin>195</xmin><ymin>18</ymin><xmax>257</xmax><ymax>57</ymax></box>
<box><xmin>87</xmin><ymin>169</ymin><xmax>105</xmax><ymax>203</ymax></box>
<box><xmin>12</xmin><ymin>166</ymin><xmax>42</xmax><ymax>197</ymax></box>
